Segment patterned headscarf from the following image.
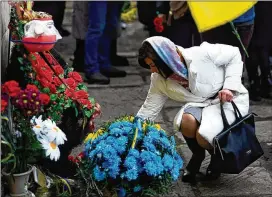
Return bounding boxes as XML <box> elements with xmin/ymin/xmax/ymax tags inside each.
<box><xmin>143</xmin><ymin>36</ymin><xmax>188</xmax><ymax>80</ymax></box>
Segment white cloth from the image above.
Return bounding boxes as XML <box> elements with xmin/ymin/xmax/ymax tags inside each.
<box><xmin>24</xmin><ymin>20</ymin><xmax>62</xmax><ymax>40</ymax></box>
<box><xmin>137</xmin><ymin>40</ymin><xmax>249</xmax><ymax>144</ymax></box>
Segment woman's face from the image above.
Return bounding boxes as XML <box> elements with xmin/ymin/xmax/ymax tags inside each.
<box><xmin>144</xmin><ymin>57</ymin><xmax>159</xmax><ymax>73</ymax></box>
<box><xmin>144</xmin><ymin>46</ymin><xmax>159</xmax><ymax>73</ymax></box>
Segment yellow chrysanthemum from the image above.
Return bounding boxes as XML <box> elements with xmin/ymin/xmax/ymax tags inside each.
<box><xmin>84</xmin><ymin>128</ymin><xmax>105</xmax><ymax>143</ymax></box>
<box><xmin>143</xmin><ymin>123</ymin><xmax>148</xmax><ymax>131</ymax></box>
<box><xmin>154</xmin><ymin>124</ymin><xmax>161</xmax><ymax>130</ymax></box>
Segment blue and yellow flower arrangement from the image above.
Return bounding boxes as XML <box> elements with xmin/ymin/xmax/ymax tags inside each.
<box><xmin>75</xmin><ymin>116</ymin><xmax>183</xmax><ymax>197</ymax></box>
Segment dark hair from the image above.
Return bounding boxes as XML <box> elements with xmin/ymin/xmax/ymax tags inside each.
<box><xmin>138</xmin><ymin>42</ymin><xmax>153</xmax><ymax>69</ymax></box>
<box><xmin>138</xmin><ymin>42</ymin><xmax>173</xmax><ymax>78</ymax></box>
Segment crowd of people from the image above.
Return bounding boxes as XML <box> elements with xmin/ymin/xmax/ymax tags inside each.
<box><xmin>36</xmin><ymin>1</ymin><xmax>272</xmax><ymax>101</ymax></box>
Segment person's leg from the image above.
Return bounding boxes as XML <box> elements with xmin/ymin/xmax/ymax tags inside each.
<box><xmin>85</xmin><ymin>1</ymin><xmax>110</xmax><ymax>84</ymax></box>
<box><xmin>259</xmin><ymin>46</ymin><xmax>272</xmax><ymax>98</ymax></box>
<box><xmin>98</xmin><ymin>2</ymin><xmax>126</xmax><ymax>78</ymax></box>
<box><xmin>180</xmin><ymin>113</ymin><xmax>205</xmax><ymax>183</ymax></box>
<box><xmin>55</xmin><ymin>1</ymin><xmax>70</xmax><ymax>37</ymax></box>
<box><xmin>168</xmin><ymin>15</ymin><xmax>193</xmax><ymax>48</ymax></box>
<box><xmin>245</xmin><ymin>44</ymin><xmax>262</xmax><ymax>101</ymax></box>
<box><xmin>110</xmin><ymin>39</ymin><xmax>129</xmax><ymax>67</ymax></box>
<box><xmin>72</xmin><ymin>39</ymin><xmax>85</xmax><ymax>72</ymax></box>
<box><xmin>236</xmin><ymin>24</ymin><xmax>254</xmax><ymax>63</ymax></box>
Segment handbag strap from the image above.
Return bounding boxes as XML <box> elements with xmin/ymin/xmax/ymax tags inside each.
<box><xmin>220</xmin><ymin>101</ymin><xmax>243</xmax><ymax>128</ymax></box>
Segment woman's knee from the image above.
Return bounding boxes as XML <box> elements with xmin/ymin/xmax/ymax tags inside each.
<box><xmin>180</xmin><ymin>113</ymin><xmax>199</xmax><ymax>138</ymax></box>
<box><xmin>196</xmin><ymin>130</ymin><xmax>212</xmax><ymax>150</ymax></box>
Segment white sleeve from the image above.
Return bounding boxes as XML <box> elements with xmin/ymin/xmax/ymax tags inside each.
<box><xmin>136</xmin><ymin>74</ymin><xmax>168</xmax><ymax>121</ymax></box>
<box><xmin>204</xmin><ymin>42</ymin><xmax>243</xmax><ymax>92</ymax></box>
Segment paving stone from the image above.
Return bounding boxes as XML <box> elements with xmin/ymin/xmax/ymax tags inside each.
<box><xmin>197</xmin><ymin>167</ymin><xmax>272</xmax><ymax>196</ymax></box>
<box><xmin>81</xmin><ymin>73</ymin><xmax>145</xmax><ymax>89</ymax></box>
<box><xmin>164</xmin><ymin>108</ymin><xmax>182</xmax><ymax>123</ymax></box>
<box><xmin>255</xmin><ymin>121</ymin><xmax>272</xmax><ymax>143</ymax></box>
<box><xmin>250</xmin><ymin>105</ymin><xmax>272</xmax><ymax>119</ymax></box>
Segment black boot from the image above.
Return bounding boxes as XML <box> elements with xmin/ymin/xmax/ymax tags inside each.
<box><xmin>100</xmin><ymin>67</ymin><xmax>127</xmax><ymax>78</ymax></box>
<box><xmin>85</xmin><ymin>72</ymin><xmax>110</xmax><ymax>84</ymax></box>
<box><xmin>182</xmin><ymin>136</ymin><xmax>206</xmax><ymax>184</ymax></box>
<box><xmin>110</xmin><ymin>39</ymin><xmax>129</xmax><ymax>67</ymax></box>
<box><xmin>72</xmin><ymin>39</ymin><xmax>85</xmax><ymax>72</ymax></box>
<box><xmin>260</xmin><ymin>77</ymin><xmax>272</xmax><ymax>99</ymax></box>
<box><xmin>205</xmin><ymin>149</ymin><xmax>221</xmax><ymax>181</ymax></box>
<box><xmin>249</xmin><ymin>79</ymin><xmax>262</xmax><ymax>101</ymax></box>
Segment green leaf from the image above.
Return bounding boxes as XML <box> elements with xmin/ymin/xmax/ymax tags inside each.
<box><xmin>84</xmin><ymin>110</ymin><xmax>92</xmax><ymax>118</ymax></box>
<box><xmin>30</xmin><ymin>54</ymin><xmax>36</xmax><ymax>60</ymax></box>
<box><xmin>17</xmin><ymin>57</ymin><xmax>24</xmax><ymax>64</ymax></box>
<box><xmin>42</xmin><ymin>88</ymin><xmax>50</xmax><ymax>94</ymax></box>
<box><xmin>50</xmin><ymin>94</ymin><xmax>57</xmax><ymax>101</ymax></box>
<box><xmin>58</xmin><ymin>84</ymin><xmax>66</xmax><ymax>92</ymax></box>
<box><xmin>77</xmin><ymin>83</ymin><xmax>88</xmax><ymax>91</ymax></box>
<box><xmin>74</xmin><ymin>107</ymin><xmax>78</xmax><ymax>117</ymax></box>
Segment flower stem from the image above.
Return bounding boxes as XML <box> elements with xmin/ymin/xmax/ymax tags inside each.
<box><xmin>230</xmin><ymin>22</ymin><xmax>249</xmax><ymax>58</ymax></box>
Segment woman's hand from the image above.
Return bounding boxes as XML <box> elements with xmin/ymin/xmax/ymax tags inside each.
<box><xmin>218</xmin><ymin>89</ymin><xmax>234</xmax><ymax>103</ymax></box>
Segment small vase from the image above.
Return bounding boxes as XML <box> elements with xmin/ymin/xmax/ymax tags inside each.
<box><xmin>2</xmin><ymin>165</ymin><xmax>34</xmax><ymax>197</ymax></box>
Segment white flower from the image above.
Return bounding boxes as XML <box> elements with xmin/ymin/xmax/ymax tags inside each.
<box><xmin>31</xmin><ymin>115</ymin><xmax>44</xmax><ymax>137</ymax></box>
<box><xmin>39</xmin><ymin>138</ymin><xmax>60</xmax><ymax>161</ymax></box>
<box><xmin>43</xmin><ymin>119</ymin><xmax>67</xmax><ymax>145</ymax></box>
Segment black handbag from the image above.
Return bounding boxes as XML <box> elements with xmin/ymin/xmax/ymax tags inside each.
<box><xmin>211</xmin><ymin>101</ymin><xmax>264</xmax><ymax>174</ymax></box>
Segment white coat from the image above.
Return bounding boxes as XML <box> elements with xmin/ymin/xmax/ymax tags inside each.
<box><xmin>137</xmin><ymin>42</ymin><xmax>249</xmax><ymax>144</ymax></box>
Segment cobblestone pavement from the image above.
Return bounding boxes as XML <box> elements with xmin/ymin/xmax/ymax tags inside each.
<box><xmin>55</xmin><ymin>3</ymin><xmax>272</xmax><ymax>196</ymax></box>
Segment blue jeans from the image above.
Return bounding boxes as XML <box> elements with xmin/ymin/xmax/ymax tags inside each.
<box><xmin>84</xmin><ymin>1</ymin><xmax>119</xmax><ymax>74</ymax></box>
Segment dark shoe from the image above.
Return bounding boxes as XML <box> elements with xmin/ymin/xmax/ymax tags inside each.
<box><xmin>182</xmin><ymin>136</ymin><xmax>206</xmax><ymax>184</ymax></box>
<box><xmin>72</xmin><ymin>62</ymin><xmax>84</xmax><ymax>72</ymax></box>
<box><xmin>85</xmin><ymin>72</ymin><xmax>110</xmax><ymax>84</ymax></box>
<box><xmin>203</xmin><ymin>150</ymin><xmax>221</xmax><ymax>181</ymax></box>
<box><xmin>204</xmin><ymin>164</ymin><xmax>221</xmax><ymax>181</ymax></box>
<box><xmin>100</xmin><ymin>67</ymin><xmax>127</xmax><ymax>78</ymax></box>
<box><xmin>58</xmin><ymin>27</ymin><xmax>71</xmax><ymax>37</ymax></box>
<box><xmin>260</xmin><ymin>77</ymin><xmax>272</xmax><ymax>99</ymax></box>
<box><xmin>111</xmin><ymin>55</ymin><xmax>129</xmax><ymax>67</ymax></box>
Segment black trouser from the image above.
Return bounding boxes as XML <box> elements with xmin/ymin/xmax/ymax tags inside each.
<box><xmin>168</xmin><ymin>13</ymin><xmax>201</xmax><ymax>48</ymax></box>
<box><xmin>246</xmin><ymin>45</ymin><xmax>272</xmax><ymax>82</ymax></box>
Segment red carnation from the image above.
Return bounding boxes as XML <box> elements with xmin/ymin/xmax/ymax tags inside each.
<box><xmin>64</xmin><ymin>89</ymin><xmax>76</xmax><ymax>99</ymax></box>
<box><xmin>75</xmin><ymin>90</ymin><xmax>88</xmax><ymax>99</ymax></box>
<box><xmin>68</xmin><ymin>72</ymin><xmax>83</xmax><ymax>83</ymax></box>
<box><xmin>39</xmin><ymin>93</ymin><xmax>50</xmax><ymax>105</ymax></box>
<box><xmin>26</xmin><ymin>84</ymin><xmax>39</xmax><ymax>92</ymax></box>
<box><xmin>48</xmin><ymin>84</ymin><xmax>57</xmax><ymax>93</ymax></box>
<box><xmin>153</xmin><ymin>17</ymin><xmax>163</xmax><ymax>26</ymax></box>
<box><xmin>1</xmin><ymin>99</ymin><xmax>8</xmax><ymax>113</ymax></box>
<box><xmin>53</xmin><ymin>77</ymin><xmax>63</xmax><ymax>87</ymax></box>
<box><xmin>54</xmin><ymin>65</ymin><xmax>64</xmax><ymax>75</ymax></box>
<box><xmin>64</xmin><ymin>78</ymin><xmax>77</xmax><ymax>89</ymax></box>
<box><xmin>155</xmin><ymin>25</ymin><xmax>164</xmax><ymax>33</ymax></box>
<box><xmin>2</xmin><ymin>80</ymin><xmax>21</xmax><ymax>97</ymax></box>
<box><xmin>68</xmin><ymin>155</ymin><xmax>74</xmax><ymax>161</ymax></box>
<box><xmin>39</xmin><ymin>79</ymin><xmax>50</xmax><ymax>88</ymax></box>
<box><xmin>78</xmin><ymin>99</ymin><xmax>92</xmax><ymax>109</ymax></box>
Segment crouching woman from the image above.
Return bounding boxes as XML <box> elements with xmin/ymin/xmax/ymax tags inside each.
<box><xmin>136</xmin><ymin>36</ymin><xmax>249</xmax><ymax>183</ymax></box>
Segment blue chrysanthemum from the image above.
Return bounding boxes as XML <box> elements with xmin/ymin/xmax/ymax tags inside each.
<box><xmin>93</xmin><ymin>166</ymin><xmax>106</xmax><ymax>181</ymax></box>
<box><xmin>127</xmin><ymin>149</ymin><xmax>140</xmax><ymax>158</ymax></box>
<box><xmin>162</xmin><ymin>154</ymin><xmax>174</xmax><ymax>171</ymax></box>
<box><xmin>124</xmin><ymin>156</ymin><xmax>137</xmax><ymax>169</ymax></box>
<box><xmin>125</xmin><ymin>168</ymin><xmax>138</xmax><ymax>181</ymax></box>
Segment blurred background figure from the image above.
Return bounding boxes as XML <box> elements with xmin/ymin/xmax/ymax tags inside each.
<box><xmin>71</xmin><ymin>1</ymin><xmax>88</xmax><ymax>72</ymax></box>
<box><xmin>246</xmin><ymin>1</ymin><xmax>272</xmax><ymax>101</ymax></box>
<box><xmin>201</xmin><ymin>6</ymin><xmax>255</xmax><ymax>63</ymax></box>
<box><xmin>156</xmin><ymin>1</ymin><xmax>201</xmax><ymax>47</ymax></box>
<box><xmin>33</xmin><ymin>1</ymin><xmax>70</xmax><ymax>37</ymax></box>
<box><xmin>72</xmin><ymin>1</ymin><xmax>127</xmax><ymax>84</ymax></box>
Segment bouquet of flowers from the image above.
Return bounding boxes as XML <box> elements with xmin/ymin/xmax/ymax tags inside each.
<box><xmin>1</xmin><ymin>81</ymin><xmax>67</xmax><ymax>173</ymax></box>
<box><xmin>73</xmin><ymin>116</ymin><xmax>183</xmax><ymax>197</ymax></box>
